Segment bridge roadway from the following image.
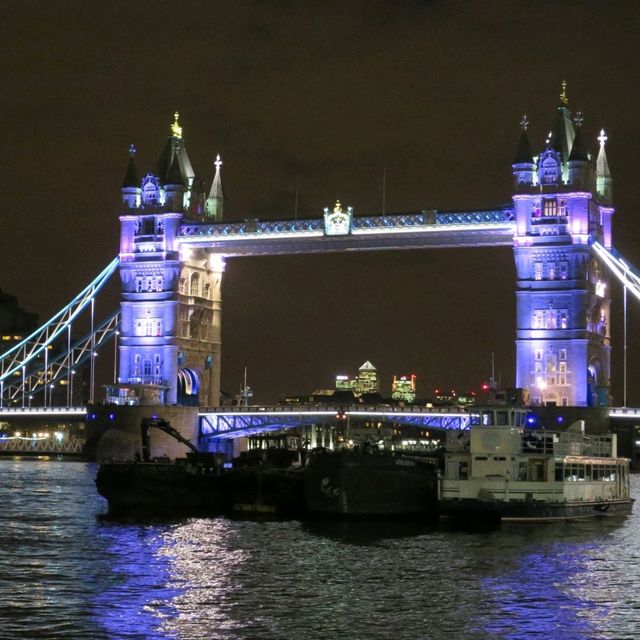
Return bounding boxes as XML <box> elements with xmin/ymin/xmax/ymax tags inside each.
<box><xmin>177</xmin><ymin>208</ymin><xmax>516</xmax><ymax>255</ymax></box>
<box><xmin>198</xmin><ymin>405</ymin><xmax>640</xmax><ymax>441</ymax></box>
<box><xmin>2</xmin><ymin>405</ymin><xmax>640</xmax><ymax>442</ymax></box>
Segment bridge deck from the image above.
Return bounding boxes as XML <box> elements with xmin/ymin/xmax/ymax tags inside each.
<box><xmin>178</xmin><ymin>209</ymin><xmax>516</xmax><ymax>256</ymax></box>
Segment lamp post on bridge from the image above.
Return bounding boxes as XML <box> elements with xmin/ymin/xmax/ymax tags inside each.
<box><xmin>623</xmin><ymin>263</ymin><xmax>629</xmax><ymax>408</ymax></box>
<box><xmin>70</xmin><ymin>369</ymin><xmax>76</xmax><ymax>407</ymax></box>
<box><xmin>113</xmin><ymin>330</ymin><xmax>119</xmax><ymax>384</ymax></box>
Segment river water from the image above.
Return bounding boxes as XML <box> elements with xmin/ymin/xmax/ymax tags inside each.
<box><xmin>0</xmin><ymin>460</ymin><xmax>639</xmax><ymax>640</ymax></box>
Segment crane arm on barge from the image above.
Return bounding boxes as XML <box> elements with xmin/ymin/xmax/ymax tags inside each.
<box><xmin>140</xmin><ymin>418</ymin><xmax>199</xmax><ymax>462</ymax></box>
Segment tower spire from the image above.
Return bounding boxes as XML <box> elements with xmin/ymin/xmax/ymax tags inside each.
<box><xmin>596</xmin><ymin>128</ymin><xmax>612</xmax><ymax>204</ymax></box>
<box><xmin>121</xmin><ymin>144</ymin><xmax>140</xmax><ymax>208</ymax></box>
<box><xmin>206</xmin><ymin>154</ymin><xmax>225</xmax><ymax>220</ymax></box>
<box><xmin>560</xmin><ymin>80</ymin><xmax>569</xmax><ymax>106</ymax></box>
<box><xmin>171</xmin><ymin>111</ymin><xmax>183</xmax><ymax>139</ymax></box>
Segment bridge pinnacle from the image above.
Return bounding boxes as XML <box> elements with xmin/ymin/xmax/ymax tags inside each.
<box><xmin>171</xmin><ymin>111</ymin><xmax>183</xmax><ymax>139</ymax></box>
<box><xmin>560</xmin><ymin>80</ymin><xmax>568</xmax><ymax>106</ymax></box>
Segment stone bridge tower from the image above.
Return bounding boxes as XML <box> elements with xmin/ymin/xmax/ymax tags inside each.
<box><xmin>115</xmin><ymin>114</ymin><xmax>225</xmax><ymax>407</ymax></box>
<box><xmin>512</xmin><ymin>85</ymin><xmax>613</xmax><ymax>407</ymax></box>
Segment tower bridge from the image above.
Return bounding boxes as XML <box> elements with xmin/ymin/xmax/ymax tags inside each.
<box><xmin>1</xmin><ymin>91</ymin><xmax>640</xmax><ymax>457</ymax></box>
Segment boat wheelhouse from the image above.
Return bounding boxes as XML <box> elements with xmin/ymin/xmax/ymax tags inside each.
<box><xmin>439</xmin><ymin>406</ymin><xmax>633</xmax><ymax>522</ymax></box>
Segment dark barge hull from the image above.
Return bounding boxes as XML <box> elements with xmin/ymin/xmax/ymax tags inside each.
<box><xmin>95</xmin><ymin>461</ymin><xmax>226</xmax><ymax>516</ymax></box>
<box><xmin>304</xmin><ymin>450</ymin><xmax>438</xmax><ymax>518</ymax></box>
<box><xmin>440</xmin><ymin>498</ymin><xmax>634</xmax><ymax>523</ymax></box>
<box><xmin>96</xmin><ymin>461</ymin><xmax>305</xmax><ymax>517</ymax></box>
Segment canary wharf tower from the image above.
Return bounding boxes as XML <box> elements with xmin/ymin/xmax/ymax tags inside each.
<box><xmin>513</xmin><ymin>85</ymin><xmax>613</xmax><ymax>407</ymax></box>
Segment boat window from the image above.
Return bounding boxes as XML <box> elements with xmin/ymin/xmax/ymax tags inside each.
<box><xmin>585</xmin><ymin>464</ymin><xmax>592</xmax><ymax>481</ymax></box>
<box><xmin>497</xmin><ymin>411</ymin><xmax>508</xmax><ymax>426</ymax></box>
<box><xmin>555</xmin><ymin>463</ymin><xmax>563</xmax><ymax>481</ymax></box>
<box><xmin>518</xmin><ymin>462</ymin><xmax>527</xmax><ymax>480</ymax></box>
<box><xmin>459</xmin><ymin>462</ymin><xmax>469</xmax><ymax>480</ymax></box>
<box><xmin>470</xmin><ymin>415</ymin><xmax>481</xmax><ymax>426</ymax></box>
<box><xmin>482</xmin><ymin>411</ymin><xmax>494</xmax><ymax>426</ymax></box>
<box><xmin>474</xmin><ymin>456</ymin><xmax>488</xmax><ymax>461</ymax></box>
<box><xmin>530</xmin><ymin>460</ymin><xmax>546</xmax><ymax>481</ymax></box>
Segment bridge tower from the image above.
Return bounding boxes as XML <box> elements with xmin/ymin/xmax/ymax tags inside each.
<box><xmin>115</xmin><ymin>114</ymin><xmax>225</xmax><ymax>407</ymax></box>
<box><xmin>512</xmin><ymin>86</ymin><xmax>614</xmax><ymax>407</ymax></box>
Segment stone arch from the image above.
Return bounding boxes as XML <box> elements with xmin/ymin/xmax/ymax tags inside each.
<box><xmin>177</xmin><ymin>367</ymin><xmax>201</xmax><ymax>406</ymax></box>
<box><xmin>587</xmin><ymin>359</ymin><xmax>601</xmax><ymax>407</ymax></box>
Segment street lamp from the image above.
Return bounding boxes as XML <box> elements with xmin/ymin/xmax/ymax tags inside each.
<box><xmin>70</xmin><ymin>370</ymin><xmax>76</xmax><ymax>407</ymax></box>
<box><xmin>623</xmin><ymin>263</ymin><xmax>629</xmax><ymax>408</ymax></box>
<box><xmin>113</xmin><ymin>331</ymin><xmax>120</xmax><ymax>384</ymax></box>
<box><xmin>49</xmin><ymin>384</ymin><xmax>55</xmax><ymax>407</ymax></box>
<box><xmin>28</xmin><ymin>395</ymin><xmax>33</xmax><ymax>408</ymax></box>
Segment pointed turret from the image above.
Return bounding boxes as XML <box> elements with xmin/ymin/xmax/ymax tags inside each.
<box><xmin>156</xmin><ymin>112</ymin><xmax>195</xmax><ymax>188</ymax></box>
<box><xmin>188</xmin><ymin>176</ymin><xmax>206</xmax><ymax>216</ymax></box>
<box><xmin>164</xmin><ymin>153</ymin><xmax>185</xmax><ymax>211</ymax></box>
<box><xmin>121</xmin><ymin>145</ymin><xmax>141</xmax><ymax>208</ymax></box>
<box><xmin>513</xmin><ymin>115</ymin><xmax>536</xmax><ymax>190</ymax></box>
<box><xmin>596</xmin><ymin>129</ymin><xmax>612</xmax><ymax>204</ymax></box>
<box><xmin>546</xmin><ymin>81</ymin><xmax>576</xmax><ymax>182</ymax></box>
<box><xmin>567</xmin><ymin>112</ymin><xmax>591</xmax><ymax>188</ymax></box>
<box><xmin>205</xmin><ymin>154</ymin><xmax>225</xmax><ymax>220</ymax></box>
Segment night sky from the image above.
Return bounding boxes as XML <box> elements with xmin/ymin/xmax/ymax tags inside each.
<box><xmin>1</xmin><ymin>1</ymin><xmax>640</xmax><ymax>404</ymax></box>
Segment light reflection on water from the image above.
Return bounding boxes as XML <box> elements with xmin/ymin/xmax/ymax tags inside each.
<box><xmin>0</xmin><ymin>461</ymin><xmax>639</xmax><ymax>639</ymax></box>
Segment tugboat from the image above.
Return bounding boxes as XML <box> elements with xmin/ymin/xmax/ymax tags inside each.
<box><xmin>304</xmin><ymin>443</ymin><xmax>439</xmax><ymax>518</ymax></box>
<box><xmin>439</xmin><ymin>406</ymin><xmax>634</xmax><ymax>523</ymax></box>
<box><xmin>95</xmin><ymin>418</ymin><xmax>226</xmax><ymax>516</ymax></box>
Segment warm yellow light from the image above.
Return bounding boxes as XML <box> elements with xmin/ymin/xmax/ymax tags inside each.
<box><xmin>171</xmin><ymin>111</ymin><xmax>183</xmax><ymax>138</ymax></box>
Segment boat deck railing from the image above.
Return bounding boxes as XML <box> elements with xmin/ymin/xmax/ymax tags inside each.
<box><xmin>523</xmin><ymin>431</ymin><xmax>614</xmax><ymax>457</ymax></box>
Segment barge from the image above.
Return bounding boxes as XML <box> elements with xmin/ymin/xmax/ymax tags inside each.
<box><xmin>305</xmin><ymin>446</ymin><xmax>439</xmax><ymax>518</ymax></box>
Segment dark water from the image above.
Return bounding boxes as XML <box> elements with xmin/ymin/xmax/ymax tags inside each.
<box><xmin>0</xmin><ymin>461</ymin><xmax>639</xmax><ymax>640</ymax></box>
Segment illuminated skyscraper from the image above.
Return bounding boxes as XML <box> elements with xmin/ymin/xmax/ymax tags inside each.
<box><xmin>392</xmin><ymin>375</ymin><xmax>416</xmax><ymax>403</ymax></box>
<box><xmin>335</xmin><ymin>374</ymin><xmax>356</xmax><ymax>392</ymax></box>
<box><xmin>355</xmin><ymin>361</ymin><xmax>379</xmax><ymax>396</ymax></box>
<box><xmin>513</xmin><ymin>85</ymin><xmax>612</xmax><ymax>407</ymax></box>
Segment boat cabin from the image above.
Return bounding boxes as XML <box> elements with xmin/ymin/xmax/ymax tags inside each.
<box><xmin>442</xmin><ymin>405</ymin><xmax>630</xmax><ymax>504</ymax></box>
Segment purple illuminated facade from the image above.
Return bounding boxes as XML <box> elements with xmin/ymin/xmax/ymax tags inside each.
<box><xmin>115</xmin><ymin>114</ymin><xmax>224</xmax><ymax>407</ymax></box>
<box><xmin>512</xmin><ymin>93</ymin><xmax>613</xmax><ymax>407</ymax></box>
<box><xmin>110</xmin><ymin>96</ymin><xmax>615</xmax><ymax>411</ymax></box>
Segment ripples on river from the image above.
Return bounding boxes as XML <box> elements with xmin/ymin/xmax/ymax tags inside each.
<box><xmin>0</xmin><ymin>460</ymin><xmax>638</xmax><ymax>639</ymax></box>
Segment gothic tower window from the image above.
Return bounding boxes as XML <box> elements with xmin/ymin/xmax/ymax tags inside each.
<box><xmin>142</xmin><ymin>218</ymin><xmax>155</xmax><ymax>235</ymax></box>
<box><xmin>533</xmin><ymin>262</ymin><xmax>543</xmax><ymax>280</ymax></box>
<box><xmin>543</xmin><ymin>199</ymin><xmax>557</xmax><ymax>217</ymax></box>
<box><xmin>548</xmin><ymin>262</ymin><xmax>556</xmax><ymax>280</ymax></box>
<box><xmin>190</xmin><ymin>273</ymin><xmax>200</xmax><ymax>297</ymax></box>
